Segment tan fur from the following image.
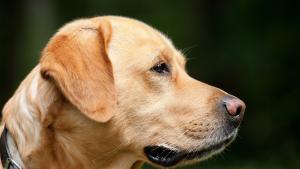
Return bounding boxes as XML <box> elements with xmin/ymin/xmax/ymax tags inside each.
<box><xmin>1</xmin><ymin>16</ymin><xmax>241</xmax><ymax>169</ymax></box>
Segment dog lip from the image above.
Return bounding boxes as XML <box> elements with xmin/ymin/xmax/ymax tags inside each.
<box><xmin>144</xmin><ymin>136</ymin><xmax>235</xmax><ymax>167</ymax></box>
<box><xmin>144</xmin><ymin>146</ymin><xmax>185</xmax><ymax>167</ymax></box>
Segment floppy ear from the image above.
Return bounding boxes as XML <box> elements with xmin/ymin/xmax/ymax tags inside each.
<box><xmin>40</xmin><ymin>19</ymin><xmax>116</xmax><ymax>122</ymax></box>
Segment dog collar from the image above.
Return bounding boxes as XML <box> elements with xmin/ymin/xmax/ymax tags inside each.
<box><xmin>0</xmin><ymin>126</ymin><xmax>22</xmax><ymax>169</ymax></box>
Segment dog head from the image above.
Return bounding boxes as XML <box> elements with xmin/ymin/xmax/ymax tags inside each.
<box><xmin>40</xmin><ymin>16</ymin><xmax>245</xmax><ymax>168</ymax></box>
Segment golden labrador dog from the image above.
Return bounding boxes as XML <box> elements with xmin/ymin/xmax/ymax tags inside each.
<box><xmin>0</xmin><ymin>16</ymin><xmax>245</xmax><ymax>169</ymax></box>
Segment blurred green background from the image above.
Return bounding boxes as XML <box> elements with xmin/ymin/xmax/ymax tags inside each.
<box><xmin>1</xmin><ymin>0</ymin><xmax>299</xmax><ymax>169</ymax></box>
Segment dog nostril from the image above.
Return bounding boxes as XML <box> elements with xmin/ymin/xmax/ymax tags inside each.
<box><xmin>223</xmin><ymin>97</ymin><xmax>245</xmax><ymax>118</ymax></box>
<box><xmin>235</xmin><ymin>106</ymin><xmax>242</xmax><ymax>116</ymax></box>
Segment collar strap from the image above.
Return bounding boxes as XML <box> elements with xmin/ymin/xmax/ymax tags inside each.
<box><xmin>0</xmin><ymin>126</ymin><xmax>22</xmax><ymax>169</ymax></box>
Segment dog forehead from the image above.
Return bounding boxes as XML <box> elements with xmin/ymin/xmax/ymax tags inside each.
<box><xmin>107</xmin><ymin>16</ymin><xmax>173</xmax><ymax>48</ymax></box>
<box><xmin>105</xmin><ymin>16</ymin><xmax>186</xmax><ymax>66</ymax></box>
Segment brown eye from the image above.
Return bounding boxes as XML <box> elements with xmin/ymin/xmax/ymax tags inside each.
<box><xmin>151</xmin><ymin>62</ymin><xmax>170</xmax><ymax>74</ymax></box>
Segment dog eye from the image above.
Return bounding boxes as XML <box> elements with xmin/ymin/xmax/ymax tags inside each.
<box><xmin>151</xmin><ymin>62</ymin><xmax>170</xmax><ymax>74</ymax></box>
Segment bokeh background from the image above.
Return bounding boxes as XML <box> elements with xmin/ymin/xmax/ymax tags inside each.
<box><xmin>1</xmin><ymin>0</ymin><xmax>299</xmax><ymax>169</ymax></box>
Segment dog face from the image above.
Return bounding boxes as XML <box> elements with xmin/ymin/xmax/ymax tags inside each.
<box><xmin>40</xmin><ymin>16</ymin><xmax>245</xmax><ymax>168</ymax></box>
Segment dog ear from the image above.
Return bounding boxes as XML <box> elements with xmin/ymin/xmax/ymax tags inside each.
<box><xmin>40</xmin><ymin>19</ymin><xmax>116</xmax><ymax>122</ymax></box>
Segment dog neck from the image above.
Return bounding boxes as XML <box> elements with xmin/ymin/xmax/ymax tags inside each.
<box><xmin>1</xmin><ymin>66</ymin><xmax>143</xmax><ymax>169</ymax></box>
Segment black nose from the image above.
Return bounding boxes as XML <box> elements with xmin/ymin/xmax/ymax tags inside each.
<box><xmin>222</xmin><ymin>96</ymin><xmax>246</xmax><ymax>126</ymax></box>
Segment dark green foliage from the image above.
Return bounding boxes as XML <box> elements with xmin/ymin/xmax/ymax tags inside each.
<box><xmin>1</xmin><ymin>0</ymin><xmax>299</xmax><ymax>168</ymax></box>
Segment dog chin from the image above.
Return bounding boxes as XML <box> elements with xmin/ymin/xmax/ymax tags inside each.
<box><xmin>144</xmin><ymin>131</ymin><xmax>237</xmax><ymax>167</ymax></box>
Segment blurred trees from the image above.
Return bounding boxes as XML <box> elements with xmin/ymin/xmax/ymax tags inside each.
<box><xmin>1</xmin><ymin>0</ymin><xmax>299</xmax><ymax>168</ymax></box>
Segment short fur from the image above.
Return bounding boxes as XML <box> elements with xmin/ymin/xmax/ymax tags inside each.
<box><xmin>1</xmin><ymin>16</ymin><xmax>243</xmax><ymax>169</ymax></box>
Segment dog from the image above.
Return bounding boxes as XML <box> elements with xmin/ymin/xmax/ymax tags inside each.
<box><xmin>0</xmin><ymin>16</ymin><xmax>245</xmax><ymax>169</ymax></box>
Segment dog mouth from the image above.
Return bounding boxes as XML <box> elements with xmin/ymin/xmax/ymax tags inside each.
<box><xmin>144</xmin><ymin>136</ymin><xmax>234</xmax><ymax>167</ymax></box>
